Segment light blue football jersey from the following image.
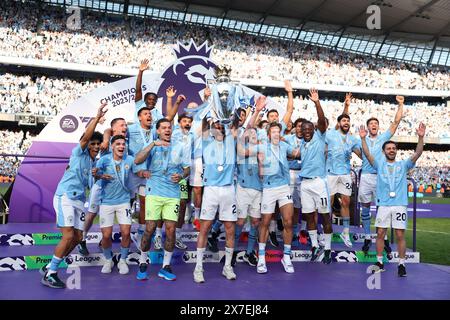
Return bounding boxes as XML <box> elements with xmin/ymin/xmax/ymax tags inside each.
<box><xmin>237</xmin><ymin>143</ymin><xmax>262</xmax><ymax>191</ymax></box>
<box><xmin>55</xmin><ymin>144</ymin><xmax>94</xmax><ymax>201</ymax></box>
<box><xmin>202</xmin><ymin>130</ymin><xmax>236</xmax><ymax>187</ymax></box>
<box><xmin>326</xmin><ymin>128</ymin><xmax>359</xmax><ymax>175</ymax></box>
<box><xmin>299</xmin><ymin>129</ymin><xmax>327</xmax><ymax>179</ymax></box>
<box><xmin>145</xmin><ymin>141</ymin><xmax>190</xmax><ymax>198</ymax></box>
<box><xmin>358</xmin><ymin>131</ymin><xmax>393</xmax><ymax>174</ymax></box>
<box><xmin>95</xmin><ymin>155</ymin><xmax>137</xmax><ymax>205</ymax></box>
<box><xmin>258</xmin><ymin>141</ymin><xmax>294</xmax><ymax>189</ymax></box>
<box><xmin>373</xmin><ymin>156</ymin><xmax>415</xmax><ymax>206</ymax></box>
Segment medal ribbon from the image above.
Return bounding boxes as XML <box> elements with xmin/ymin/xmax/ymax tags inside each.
<box><xmin>110</xmin><ymin>154</ymin><xmax>127</xmax><ymax>191</ymax></box>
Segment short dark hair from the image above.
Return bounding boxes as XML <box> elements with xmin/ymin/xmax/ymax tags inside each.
<box><xmin>366</xmin><ymin>117</ymin><xmax>379</xmax><ymax>127</ymax></box>
<box><xmin>258</xmin><ymin>120</ymin><xmax>268</xmax><ymax>129</ymax></box>
<box><xmin>301</xmin><ymin>120</ymin><xmax>314</xmax><ymax>129</ymax></box>
<box><xmin>137</xmin><ymin>106</ymin><xmax>151</xmax><ymax>117</ymax></box>
<box><xmin>110</xmin><ymin>117</ymin><xmax>125</xmax><ymax>128</ymax></box>
<box><xmin>178</xmin><ymin>113</ymin><xmax>193</xmax><ymax>123</ymax></box>
<box><xmin>267</xmin><ymin>121</ymin><xmax>282</xmax><ymax>134</ymax></box>
<box><xmin>91</xmin><ymin>131</ymin><xmax>103</xmax><ymax>143</ymax></box>
<box><xmin>337</xmin><ymin>114</ymin><xmax>350</xmax><ymax>122</ymax></box>
<box><xmin>144</xmin><ymin>92</ymin><xmax>158</xmax><ymax>100</ymax></box>
<box><xmin>156</xmin><ymin>118</ymin><xmax>171</xmax><ymax>129</ymax></box>
<box><xmin>382</xmin><ymin>140</ymin><xmax>397</xmax><ymax>151</ymax></box>
<box><xmin>293</xmin><ymin>118</ymin><xmax>306</xmax><ymax>127</ymax></box>
<box><xmin>267</xmin><ymin>109</ymin><xmax>279</xmax><ymax>117</ymax></box>
<box><xmin>111</xmin><ymin>135</ymin><xmax>126</xmax><ymax>145</ymax></box>
<box><xmin>237</xmin><ymin>107</ymin><xmax>246</xmax><ymax>115</ymax></box>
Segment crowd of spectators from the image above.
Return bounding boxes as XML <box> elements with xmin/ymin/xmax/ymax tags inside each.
<box><xmin>0</xmin><ymin>129</ymin><xmax>36</xmax><ymax>182</ymax></box>
<box><xmin>272</xmin><ymin>95</ymin><xmax>450</xmax><ymax>138</ymax></box>
<box><xmin>0</xmin><ymin>73</ymin><xmax>105</xmax><ymax>115</ymax></box>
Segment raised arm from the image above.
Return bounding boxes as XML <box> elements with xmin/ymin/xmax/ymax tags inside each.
<box><xmin>336</xmin><ymin>92</ymin><xmax>352</xmax><ymax>129</ymax></box>
<box><xmin>389</xmin><ymin>95</ymin><xmax>404</xmax><ymax>135</ymax></box>
<box><xmin>410</xmin><ymin>123</ymin><xmax>425</xmax><ymax>164</ymax></box>
<box><xmin>308</xmin><ymin>88</ymin><xmax>326</xmax><ymax>133</ymax></box>
<box><xmin>247</xmin><ymin>96</ymin><xmax>267</xmax><ymax>129</ymax></box>
<box><xmin>353</xmin><ymin>147</ymin><xmax>362</xmax><ymax>159</ymax></box>
<box><xmin>100</xmin><ymin>128</ymin><xmax>112</xmax><ymax>153</ymax></box>
<box><xmin>358</xmin><ymin>125</ymin><xmax>375</xmax><ymax>166</ymax></box>
<box><xmin>135</xmin><ymin>59</ymin><xmax>149</xmax><ymax>102</ymax></box>
<box><xmin>282</xmin><ymin>80</ymin><xmax>294</xmax><ymax>125</ymax></box>
<box><xmin>165</xmin><ymin>86</ymin><xmax>186</xmax><ymax>122</ymax></box>
<box><xmin>80</xmin><ymin>103</ymin><xmax>108</xmax><ymax>150</ymax></box>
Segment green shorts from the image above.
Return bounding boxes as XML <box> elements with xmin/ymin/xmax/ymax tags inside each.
<box><xmin>145</xmin><ymin>195</ymin><xmax>180</xmax><ymax>222</ymax></box>
<box><xmin>180</xmin><ymin>179</ymin><xmax>188</xmax><ymax>200</ymax></box>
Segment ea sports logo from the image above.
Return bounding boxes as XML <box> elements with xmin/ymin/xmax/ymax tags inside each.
<box><xmin>60</xmin><ymin>115</ymin><xmax>79</xmax><ymax>133</ymax></box>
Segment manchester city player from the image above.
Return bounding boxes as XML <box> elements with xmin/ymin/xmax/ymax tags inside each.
<box><xmin>134</xmin><ymin>118</ymin><xmax>190</xmax><ymax>281</ymax></box>
<box><xmin>233</xmin><ymin>99</ymin><xmax>267</xmax><ymax>267</ymax></box>
<box><xmin>78</xmin><ymin>116</ymin><xmax>129</xmax><ymax>255</ymax></box>
<box><xmin>325</xmin><ymin>112</ymin><xmax>361</xmax><ymax>247</ymax></box>
<box><xmin>257</xmin><ymin>122</ymin><xmax>300</xmax><ymax>274</ymax></box>
<box><xmin>129</xmin><ymin>83</ymin><xmax>185</xmax><ymax>251</ymax></box>
<box><xmin>284</xmin><ymin>117</ymin><xmax>306</xmax><ymax>246</ymax></box>
<box><xmin>128</xmin><ymin>104</ymin><xmax>156</xmax><ymax>250</ymax></box>
<box><xmin>299</xmin><ymin>89</ymin><xmax>333</xmax><ymax>264</ymax></box>
<box><xmin>358</xmin><ymin>96</ymin><xmax>404</xmax><ymax>255</ymax></box>
<box><xmin>359</xmin><ymin>122</ymin><xmax>425</xmax><ymax>277</ymax></box>
<box><xmin>257</xmin><ymin>81</ymin><xmax>294</xmax><ymax>247</ymax></box>
<box><xmin>193</xmin><ymin>120</ymin><xmax>238</xmax><ymax>283</ymax></box>
<box><xmin>95</xmin><ymin>135</ymin><xmax>137</xmax><ymax>275</ymax></box>
<box><xmin>41</xmin><ymin>103</ymin><xmax>107</xmax><ymax>288</ymax></box>
<box><xmin>172</xmin><ymin>113</ymin><xmax>194</xmax><ymax>250</ymax></box>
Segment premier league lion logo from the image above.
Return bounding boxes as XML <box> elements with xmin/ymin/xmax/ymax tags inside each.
<box><xmin>158</xmin><ymin>40</ymin><xmax>216</xmax><ymax>115</ymax></box>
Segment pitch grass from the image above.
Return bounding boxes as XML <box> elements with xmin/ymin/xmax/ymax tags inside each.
<box><xmin>0</xmin><ymin>185</ymin><xmax>8</xmax><ymax>196</ymax></box>
<box><xmin>377</xmin><ymin>217</ymin><xmax>450</xmax><ymax>266</ymax></box>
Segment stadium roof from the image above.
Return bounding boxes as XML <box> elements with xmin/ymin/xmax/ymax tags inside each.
<box><xmin>41</xmin><ymin>0</ymin><xmax>450</xmax><ymax>66</ymax></box>
<box><xmin>127</xmin><ymin>0</ymin><xmax>450</xmax><ymax>40</ymax></box>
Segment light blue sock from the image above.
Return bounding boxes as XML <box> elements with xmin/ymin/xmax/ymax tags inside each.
<box><xmin>343</xmin><ymin>217</ymin><xmax>350</xmax><ymax>230</ymax></box>
<box><xmin>283</xmin><ymin>244</ymin><xmax>291</xmax><ymax>257</ymax></box>
<box><xmin>234</xmin><ymin>225</ymin><xmax>243</xmax><ymax>250</ymax></box>
<box><xmin>212</xmin><ymin>220</ymin><xmax>222</xmax><ymax>233</ymax></box>
<box><xmin>361</xmin><ymin>207</ymin><xmax>371</xmax><ymax>236</ymax></box>
<box><xmin>120</xmin><ymin>247</ymin><xmax>129</xmax><ymax>261</ymax></box>
<box><xmin>103</xmin><ymin>246</ymin><xmax>113</xmax><ymax>260</ymax></box>
<box><xmin>258</xmin><ymin>249</ymin><xmax>265</xmax><ymax>257</ymax></box>
<box><xmin>246</xmin><ymin>226</ymin><xmax>257</xmax><ymax>255</ymax></box>
<box><xmin>49</xmin><ymin>255</ymin><xmax>63</xmax><ymax>272</ymax></box>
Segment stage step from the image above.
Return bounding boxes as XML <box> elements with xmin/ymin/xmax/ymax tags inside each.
<box><xmin>0</xmin><ymin>248</ymin><xmax>420</xmax><ymax>272</ymax></box>
<box><xmin>1</xmin><ymin>229</ymin><xmax>380</xmax><ymax>246</ymax></box>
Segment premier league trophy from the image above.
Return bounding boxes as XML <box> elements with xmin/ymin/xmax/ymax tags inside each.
<box><xmin>208</xmin><ymin>65</ymin><xmax>253</xmax><ymax>125</ymax></box>
<box><xmin>185</xmin><ymin>64</ymin><xmax>256</xmax><ymax>125</ymax></box>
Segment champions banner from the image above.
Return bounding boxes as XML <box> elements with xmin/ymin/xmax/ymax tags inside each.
<box><xmin>9</xmin><ymin>40</ymin><xmax>284</xmax><ymax>222</ymax></box>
